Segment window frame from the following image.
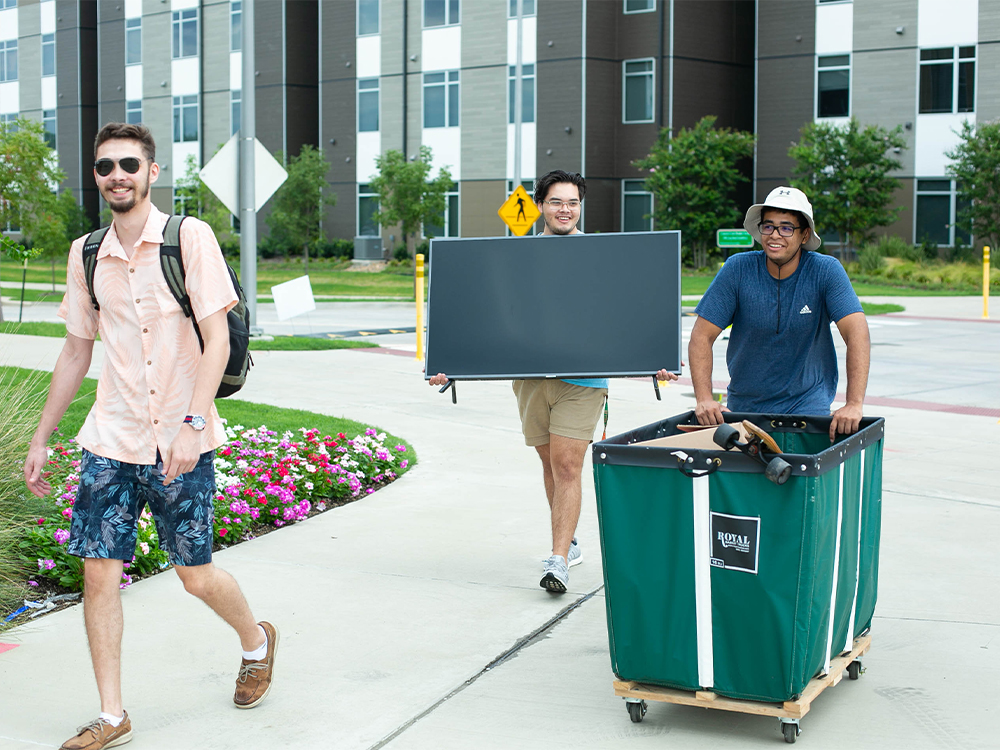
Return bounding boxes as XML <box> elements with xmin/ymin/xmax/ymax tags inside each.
<box><xmin>422</xmin><ymin>70</ymin><xmax>460</xmax><ymax>129</ymax></box>
<box><xmin>919</xmin><ymin>45</ymin><xmax>976</xmax><ymax>115</ymax></box>
<box><xmin>623</xmin><ymin>0</ymin><xmax>655</xmax><ymax>14</ymax></box>
<box><xmin>423</xmin><ymin>0</ymin><xmax>459</xmax><ymax>29</ymax></box>
<box><xmin>126</xmin><ymin>100</ymin><xmax>142</xmax><ymax>124</ymax></box>
<box><xmin>507</xmin><ymin>0</ymin><xmax>535</xmax><ymax>17</ymax></box>
<box><xmin>358</xmin><ymin>0</ymin><xmax>380</xmax><ymax>36</ymax></box>
<box><xmin>0</xmin><ymin>40</ymin><xmax>17</xmax><ymax>83</ymax></box>
<box><xmin>424</xmin><ymin>182</ymin><xmax>460</xmax><ymax>239</ymax></box>
<box><xmin>230</xmin><ymin>90</ymin><xmax>241</xmax><ymax>136</ymax></box>
<box><xmin>357</xmin><ymin>183</ymin><xmax>380</xmax><ymax>236</ymax></box>
<box><xmin>815</xmin><ymin>53</ymin><xmax>851</xmax><ymax>119</ymax></box>
<box><xmin>914</xmin><ymin>178</ymin><xmax>971</xmax><ymax>248</ymax></box>
<box><xmin>508</xmin><ymin>63</ymin><xmax>535</xmax><ymax>124</ymax></box>
<box><xmin>357</xmin><ymin>77</ymin><xmax>380</xmax><ymax>132</ymax></box>
<box><xmin>42</xmin><ymin>109</ymin><xmax>56</xmax><ymax>149</ymax></box>
<box><xmin>230</xmin><ymin>1</ymin><xmax>242</xmax><ymax>52</ymax></box>
<box><xmin>171</xmin><ymin>8</ymin><xmax>199</xmax><ymax>60</ymax></box>
<box><xmin>172</xmin><ymin>94</ymin><xmax>199</xmax><ymax>143</ymax></box>
<box><xmin>125</xmin><ymin>17</ymin><xmax>141</xmax><ymax>65</ymax></box>
<box><xmin>622</xmin><ymin>57</ymin><xmax>655</xmax><ymax>124</ymax></box>
<box><xmin>621</xmin><ymin>179</ymin><xmax>654</xmax><ymax>232</ymax></box>
<box><xmin>41</xmin><ymin>33</ymin><xmax>55</xmax><ymax>76</ymax></box>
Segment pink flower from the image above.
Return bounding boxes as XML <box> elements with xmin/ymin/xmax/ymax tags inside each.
<box><xmin>28</xmin><ymin>581</ymin><xmax>39</xmax><ymax>587</ymax></box>
<box><xmin>139</xmin><ymin>542</ymin><xmax>150</xmax><ymax>555</ymax></box>
<box><xmin>219</xmin><ymin>528</ymin><xmax>229</xmax><ymax>537</ymax></box>
<box><xmin>53</xmin><ymin>529</ymin><xmax>70</xmax><ymax>545</ymax></box>
<box><xmin>36</xmin><ymin>518</ymin><xmax>45</xmax><ymax>525</ymax></box>
<box><xmin>37</xmin><ymin>558</ymin><xmax>56</xmax><ymax>571</ymax></box>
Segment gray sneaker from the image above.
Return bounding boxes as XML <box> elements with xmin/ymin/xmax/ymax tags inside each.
<box><xmin>541</xmin><ymin>538</ymin><xmax>583</xmax><ymax>568</ymax></box>
<box><xmin>540</xmin><ymin>555</ymin><xmax>569</xmax><ymax>593</ymax></box>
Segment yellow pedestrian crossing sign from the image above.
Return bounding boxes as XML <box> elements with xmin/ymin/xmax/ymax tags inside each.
<box><xmin>498</xmin><ymin>185</ymin><xmax>540</xmax><ymax>236</ymax></box>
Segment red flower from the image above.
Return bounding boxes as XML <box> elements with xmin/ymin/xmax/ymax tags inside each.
<box><xmin>37</xmin><ymin>517</ymin><xmax>46</xmax><ymax>525</ymax></box>
<box><xmin>219</xmin><ymin>528</ymin><xmax>228</xmax><ymax>536</ymax></box>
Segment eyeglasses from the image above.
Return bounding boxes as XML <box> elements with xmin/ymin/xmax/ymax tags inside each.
<box><xmin>759</xmin><ymin>223</ymin><xmax>803</xmax><ymax>237</ymax></box>
<box><xmin>94</xmin><ymin>157</ymin><xmax>150</xmax><ymax>176</ymax></box>
<box><xmin>544</xmin><ymin>199</ymin><xmax>581</xmax><ymax>209</ymax></box>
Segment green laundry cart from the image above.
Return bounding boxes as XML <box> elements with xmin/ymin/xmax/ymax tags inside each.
<box><xmin>592</xmin><ymin>412</ymin><xmax>884</xmax><ymax>743</ymax></box>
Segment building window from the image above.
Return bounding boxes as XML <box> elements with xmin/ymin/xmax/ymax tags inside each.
<box><xmin>126</xmin><ymin>100</ymin><xmax>142</xmax><ymax>124</ymax></box>
<box><xmin>41</xmin><ymin>33</ymin><xmax>55</xmax><ymax>76</ymax></box>
<box><xmin>172</xmin><ymin>9</ymin><xmax>198</xmax><ymax>59</ymax></box>
<box><xmin>424</xmin><ymin>0</ymin><xmax>458</xmax><ymax>28</ymax></box>
<box><xmin>425</xmin><ymin>183</ymin><xmax>459</xmax><ymax>238</ymax></box>
<box><xmin>508</xmin><ymin>64</ymin><xmax>535</xmax><ymax>124</ymax></box>
<box><xmin>919</xmin><ymin>46</ymin><xmax>975</xmax><ymax>114</ymax></box>
<box><xmin>0</xmin><ymin>0</ymin><xmax>16</xmax><ymax>9</ymax></box>
<box><xmin>0</xmin><ymin>112</ymin><xmax>17</xmax><ymax>132</ymax></box>
<box><xmin>231</xmin><ymin>90</ymin><xmax>240</xmax><ymax>135</ymax></box>
<box><xmin>507</xmin><ymin>0</ymin><xmax>535</xmax><ymax>16</ymax></box>
<box><xmin>816</xmin><ymin>54</ymin><xmax>849</xmax><ymax>118</ymax></box>
<box><xmin>423</xmin><ymin>71</ymin><xmax>459</xmax><ymax>128</ymax></box>
<box><xmin>358</xmin><ymin>0</ymin><xmax>379</xmax><ymax>35</ymax></box>
<box><xmin>358</xmin><ymin>78</ymin><xmax>379</xmax><ymax>132</ymax></box>
<box><xmin>42</xmin><ymin>109</ymin><xmax>56</xmax><ymax>149</ymax></box>
<box><xmin>0</xmin><ymin>40</ymin><xmax>17</xmax><ymax>82</ymax></box>
<box><xmin>915</xmin><ymin>179</ymin><xmax>970</xmax><ymax>247</ymax></box>
<box><xmin>622</xmin><ymin>180</ymin><xmax>653</xmax><ymax>231</ymax></box>
<box><xmin>125</xmin><ymin>18</ymin><xmax>141</xmax><ymax>65</ymax></box>
<box><xmin>623</xmin><ymin>59</ymin><xmax>654</xmax><ymax>123</ymax></box>
<box><xmin>624</xmin><ymin>0</ymin><xmax>655</xmax><ymax>13</ymax></box>
<box><xmin>172</xmin><ymin>94</ymin><xmax>199</xmax><ymax>142</ymax></box>
<box><xmin>230</xmin><ymin>2</ymin><xmax>241</xmax><ymax>51</ymax></box>
<box><xmin>358</xmin><ymin>183</ymin><xmax>380</xmax><ymax>235</ymax></box>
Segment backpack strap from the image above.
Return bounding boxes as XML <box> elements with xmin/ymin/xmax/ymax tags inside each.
<box><xmin>158</xmin><ymin>215</ymin><xmax>205</xmax><ymax>350</ymax></box>
<box><xmin>82</xmin><ymin>226</ymin><xmax>111</xmax><ymax>311</ymax></box>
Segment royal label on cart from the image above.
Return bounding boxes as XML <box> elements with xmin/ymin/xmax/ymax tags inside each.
<box><xmin>710</xmin><ymin>512</ymin><xmax>760</xmax><ymax>575</ymax></box>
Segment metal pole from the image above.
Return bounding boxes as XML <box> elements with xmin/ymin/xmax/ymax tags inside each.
<box><xmin>984</xmin><ymin>246</ymin><xmax>991</xmax><ymax>320</ymax></box>
<box><xmin>241</xmin><ymin>0</ymin><xmax>259</xmax><ymax>332</ymax></box>
<box><xmin>513</xmin><ymin>0</ymin><xmax>523</xmax><ymax>196</ymax></box>
<box><xmin>415</xmin><ymin>253</ymin><xmax>425</xmax><ymax>361</ymax></box>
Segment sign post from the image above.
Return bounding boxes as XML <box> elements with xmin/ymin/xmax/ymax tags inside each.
<box><xmin>498</xmin><ymin>185</ymin><xmax>540</xmax><ymax>236</ymax></box>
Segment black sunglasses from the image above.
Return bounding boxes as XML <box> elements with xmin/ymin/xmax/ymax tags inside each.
<box><xmin>94</xmin><ymin>157</ymin><xmax>150</xmax><ymax>176</ymax></box>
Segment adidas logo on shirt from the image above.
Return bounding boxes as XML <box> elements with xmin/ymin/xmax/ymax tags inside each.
<box><xmin>799</xmin><ymin>305</ymin><xmax>812</xmax><ymax>314</ymax></box>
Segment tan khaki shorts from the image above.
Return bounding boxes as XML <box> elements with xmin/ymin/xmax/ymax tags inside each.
<box><xmin>512</xmin><ymin>379</ymin><xmax>608</xmax><ymax>446</ymax></box>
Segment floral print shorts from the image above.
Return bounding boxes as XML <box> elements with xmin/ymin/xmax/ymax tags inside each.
<box><xmin>67</xmin><ymin>449</ymin><xmax>216</xmax><ymax>567</ymax></box>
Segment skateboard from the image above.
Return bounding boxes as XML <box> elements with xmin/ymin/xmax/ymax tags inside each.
<box><xmin>713</xmin><ymin>419</ymin><xmax>792</xmax><ymax>485</ymax></box>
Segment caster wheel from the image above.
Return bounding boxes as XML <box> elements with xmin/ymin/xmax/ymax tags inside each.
<box><xmin>713</xmin><ymin>423</ymin><xmax>740</xmax><ymax>450</ymax></box>
<box><xmin>765</xmin><ymin>456</ymin><xmax>792</xmax><ymax>485</ymax></box>
<box><xmin>626</xmin><ymin>700</ymin><xmax>646</xmax><ymax>723</ymax></box>
<box><xmin>847</xmin><ymin>660</ymin><xmax>861</xmax><ymax>680</ymax></box>
<box><xmin>782</xmin><ymin>721</ymin><xmax>798</xmax><ymax>743</ymax></box>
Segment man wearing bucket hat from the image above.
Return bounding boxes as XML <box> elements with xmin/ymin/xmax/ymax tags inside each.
<box><xmin>689</xmin><ymin>186</ymin><xmax>870</xmax><ymax>441</ymax></box>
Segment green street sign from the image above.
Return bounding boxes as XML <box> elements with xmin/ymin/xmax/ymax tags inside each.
<box><xmin>717</xmin><ymin>229</ymin><xmax>754</xmax><ymax>248</ymax></box>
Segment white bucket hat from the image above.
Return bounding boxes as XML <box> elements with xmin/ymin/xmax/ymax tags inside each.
<box><xmin>743</xmin><ymin>186</ymin><xmax>822</xmax><ymax>251</ymax></box>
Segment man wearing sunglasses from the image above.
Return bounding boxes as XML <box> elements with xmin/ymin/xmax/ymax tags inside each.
<box><xmin>22</xmin><ymin>123</ymin><xmax>275</xmax><ymax>750</ymax></box>
<box><xmin>430</xmin><ymin>170</ymin><xmax>676</xmax><ymax>594</ymax></box>
<box><xmin>689</xmin><ymin>186</ymin><xmax>870</xmax><ymax>442</ymax></box>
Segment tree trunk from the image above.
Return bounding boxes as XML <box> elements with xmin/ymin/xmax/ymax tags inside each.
<box><xmin>52</xmin><ymin>254</ymin><xmax>56</xmax><ymax>292</ymax></box>
<box><xmin>302</xmin><ymin>242</ymin><xmax>309</xmax><ymax>275</ymax></box>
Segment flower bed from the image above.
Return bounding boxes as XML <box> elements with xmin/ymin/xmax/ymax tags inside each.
<box><xmin>18</xmin><ymin>424</ymin><xmax>409</xmax><ymax>592</ymax></box>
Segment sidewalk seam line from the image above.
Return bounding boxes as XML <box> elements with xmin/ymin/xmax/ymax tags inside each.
<box><xmin>366</xmin><ymin>584</ymin><xmax>604</xmax><ymax>750</ymax></box>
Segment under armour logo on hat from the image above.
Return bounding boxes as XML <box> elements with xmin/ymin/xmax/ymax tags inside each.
<box><xmin>777</xmin><ymin>189</ymin><xmax>791</xmax><ymax>196</ymax></box>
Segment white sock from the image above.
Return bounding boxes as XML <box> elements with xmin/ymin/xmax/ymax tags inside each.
<box><xmin>99</xmin><ymin>712</ymin><xmax>124</xmax><ymax>727</ymax></box>
<box><xmin>242</xmin><ymin>625</ymin><xmax>268</xmax><ymax>661</ymax></box>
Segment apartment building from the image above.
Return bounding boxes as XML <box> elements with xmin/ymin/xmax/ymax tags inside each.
<box><xmin>756</xmin><ymin>0</ymin><xmax>1000</xmax><ymax>247</ymax></box>
<box><xmin>3</xmin><ymin>0</ymin><xmax>996</xmax><ymax>249</ymax></box>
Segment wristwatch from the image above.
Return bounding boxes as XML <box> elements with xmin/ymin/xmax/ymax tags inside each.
<box><xmin>183</xmin><ymin>415</ymin><xmax>207</xmax><ymax>431</ymax></box>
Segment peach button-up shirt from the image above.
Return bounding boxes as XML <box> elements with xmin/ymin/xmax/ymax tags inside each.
<box><xmin>59</xmin><ymin>206</ymin><xmax>238</xmax><ymax>465</ymax></box>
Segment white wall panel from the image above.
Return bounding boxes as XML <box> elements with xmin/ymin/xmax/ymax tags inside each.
<box><xmin>171</xmin><ymin>58</ymin><xmax>200</xmax><ymax>96</ymax></box>
<box><xmin>356</xmin><ymin>131</ymin><xmax>381</xmax><ymax>183</ymax></box>
<box><xmin>124</xmin><ymin>0</ymin><xmax>142</xmax><ymax>20</ymax></box>
<box><xmin>125</xmin><ymin>64</ymin><xmax>143</xmax><ymax>101</ymax></box>
<box><xmin>422</xmin><ymin>126</ymin><xmax>461</xmax><ymax>181</ymax></box>
<box><xmin>914</xmin><ymin>113</ymin><xmax>974</xmax><ymax>175</ymax></box>
<box><xmin>421</xmin><ymin>27</ymin><xmax>461</xmax><ymax>72</ymax></box>
<box><xmin>918</xmin><ymin>0</ymin><xmax>978</xmax><ymax>47</ymax></box>
<box><xmin>816</xmin><ymin>2</ymin><xmax>853</xmax><ymax>55</ymax></box>
<box><xmin>41</xmin><ymin>76</ymin><xmax>56</xmax><ymax>109</ymax></box>
<box><xmin>172</xmin><ymin>141</ymin><xmax>200</xmax><ymax>174</ymax></box>
<box><xmin>0</xmin><ymin>9</ymin><xmax>17</xmax><ymax>40</ymax></box>
<box><xmin>171</xmin><ymin>0</ymin><xmax>199</xmax><ymax>11</ymax></box>
<box><xmin>506</xmin><ymin>122</ymin><xmax>536</xmax><ymax>180</ymax></box>
<box><xmin>507</xmin><ymin>17</ymin><xmax>537</xmax><ymax>65</ymax></box>
<box><xmin>356</xmin><ymin>35</ymin><xmax>380</xmax><ymax>79</ymax></box>
<box><xmin>230</xmin><ymin>51</ymin><xmax>241</xmax><ymax>91</ymax></box>
<box><xmin>0</xmin><ymin>82</ymin><xmax>17</xmax><ymax>113</ymax></box>
<box><xmin>40</xmin><ymin>1</ymin><xmax>55</xmax><ymax>35</ymax></box>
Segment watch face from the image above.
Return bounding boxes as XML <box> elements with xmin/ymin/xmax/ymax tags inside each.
<box><xmin>187</xmin><ymin>415</ymin><xmax>207</xmax><ymax>431</ymax></box>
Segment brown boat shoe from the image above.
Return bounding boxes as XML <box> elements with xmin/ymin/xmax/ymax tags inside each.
<box><xmin>234</xmin><ymin>621</ymin><xmax>279</xmax><ymax>709</ymax></box>
<box><xmin>61</xmin><ymin>711</ymin><xmax>132</xmax><ymax>750</ymax></box>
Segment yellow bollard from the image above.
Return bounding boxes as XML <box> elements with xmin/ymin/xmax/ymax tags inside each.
<box><xmin>984</xmin><ymin>246</ymin><xmax>991</xmax><ymax>320</ymax></box>
<box><xmin>415</xmin><ymin>253</ymin><xmax>425</xmax><ymax>361</ymax></box>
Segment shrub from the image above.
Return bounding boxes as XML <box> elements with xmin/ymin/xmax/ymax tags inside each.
<box><xmin>317</xmin><ymin>239</ymin><xmax>354</xmax><ymax>259</ymax></box>
<box><xmin>393</xmin><ymin>245</ymin><xmax>409</xmax><ymax>262</ymax></box>
<box><xmin>858</xmin><ymin>244</ymin><xmax>885</xmax><ymax>274</ymax></box>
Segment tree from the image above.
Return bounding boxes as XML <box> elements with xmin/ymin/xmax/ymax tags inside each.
<box><xmin>368</xmin><ymin>146</ymin><xmax>453</xmax><ymax>256</ymax></box>
<box><xmin>38</xmin><ymin>188</ymin><xmax>93</xmax><ymax>291</ymax></box>
<box><xmin>633</xmin><ymin>116</ymin><xmax>755</xmax><ymax>268</ymax></box>
<box><xmin>946</xmin><ymin>119</ymin><xmax>1000</xmax><ymax>254</ymax></box>
<box><xmin>266</xmin><ymin>145</ymin><xmax>333</xmax><ymax>272</ymax></box>
<box><xmin>0</xmin><ymin>117</ymin><xmax>66</xmax><ymax>321</ymax></box>
<box><xmin>789</xmin><ymin>118</ymin><xmax>906</xmax><ymax>250</ymax></box>
<box><xmin>174</xmin><ymin>153</ymin><xmax>238</xmax><ymax>247</ymax></box>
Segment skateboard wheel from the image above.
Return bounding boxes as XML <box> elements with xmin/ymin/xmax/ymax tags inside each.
<box><xmin>713</xmin><ymin>424</ymin><xmax>739</xmax><ymax>451</ymax></box>
<box><xmin>765</xmin><ymin>456</ymin><xmax>792</xmax><ymax>485</ymax></box>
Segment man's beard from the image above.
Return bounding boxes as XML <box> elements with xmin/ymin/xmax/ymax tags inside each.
<box><xmin>545</xmin><ymin>218</ymin><xmax>575</xmax><ymax>235</ymax></box>
<box><xmin>103</xmin><ymin>179</ymin><xmax>149</xmax><ymax>215</ymax></box>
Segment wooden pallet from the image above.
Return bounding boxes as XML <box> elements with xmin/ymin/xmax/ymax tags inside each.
<box><xmin>614</xmin><ymin>633</ymin><xmax>871</xmax><ymax>721</ymax></box>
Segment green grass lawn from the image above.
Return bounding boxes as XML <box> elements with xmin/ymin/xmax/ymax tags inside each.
<box><xmin>249</xmin><ymin>336</ymin><xmax>376</xmax><ymax>351</ymax></box>
<box><xmin>0</xmin><ymin>322</ymin><xmax>71</xmax><ymax>337</ymax></box>
<box><xmin>860</xmin><ymin>302</ymin><xmax>905</xmax><ymax>315</ymax></box>
<box><xmin>0</xmin><ymin>365</ymin><xmax>415</xmax><ymax>460</ymax></box>
<box><xmin>255</xmin><ymin>260</ymin><xmax>414</xmax><ymax>298</ymax></box>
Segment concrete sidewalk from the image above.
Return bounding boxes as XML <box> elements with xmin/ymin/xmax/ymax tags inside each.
<box><xmin>0</xmin><ymin>311</ymin><xmax>998</xmax><ymax>749</ymax></box>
